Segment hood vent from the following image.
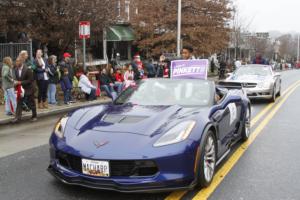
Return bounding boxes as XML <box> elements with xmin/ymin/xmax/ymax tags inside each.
<box><xmin>102</xmin><ymin>114</ymin><xmax>148</xmax><ymax>124</ymax></box>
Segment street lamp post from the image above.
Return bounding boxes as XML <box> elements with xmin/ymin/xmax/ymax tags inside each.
<box><xmin>297</xmin><ymin>34</ymin><xmax>299</xmax><ymax>62</ymax></box>
<box><xmin>177</xmin><ymin>0</ymin><xmax>182</xmax><ymax>58</ymax></box>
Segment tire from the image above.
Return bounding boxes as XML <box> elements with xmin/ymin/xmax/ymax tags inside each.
<box><xmin>269</xmin><ymin>87</ymin><xmax>276</xmax><ymax>102</ymax></box>
<box><xmin>196</xmin><ymin>130</ymin><xmax>217</xmax><ymax>188</ymax></box>
<box><xmin>277</xmin><ymin>84</ymin><xmax>281</xmax><ymax>97</ymax></box>
<box><xmin>241</xmin><ymin>106</ymin><xmax>251</xmax><ymax>142</ymax></box>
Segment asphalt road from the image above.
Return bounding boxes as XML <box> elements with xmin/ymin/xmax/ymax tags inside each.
<box><xmin>1</xmin><ymin>69</ymin><xmax>300</xmax><ymax>200</ymax></box>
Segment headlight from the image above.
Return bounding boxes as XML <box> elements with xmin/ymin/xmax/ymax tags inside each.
<box><xmin>258</xmin><ymin>81</ymin><xmax>271</xmax><ymax>89</ymax></box>
<box><xmin>53</xmin><ymin>116</ymin><xmax>69</xmax><ymax>139</ymax></box>
<box><xmin>153</xmin><ymin>121</ymin><xmax>196</xmax><ymax>147</ymax></box>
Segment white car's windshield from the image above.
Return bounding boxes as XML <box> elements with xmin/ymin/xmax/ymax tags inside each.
<box><xmin>115</xmin><ymin>79</ymin><xmax>213</xmax><ymax>107</ymax></box>
<box><xmin>234</xmin><ymin>65</ymin><xmax>272</xmax><ymax>78</ymax></box>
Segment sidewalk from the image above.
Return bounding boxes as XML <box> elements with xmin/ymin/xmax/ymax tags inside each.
<box><xmin>0</xmin><ymin>97</ymin><xmax>111</xmax><ymax>125</ymax></box>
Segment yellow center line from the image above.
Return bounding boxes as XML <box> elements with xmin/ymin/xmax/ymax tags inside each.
<box><xmin>250</xmin><ymin>80</ymin><xmax>300</xmax><ymax>127</ymax></box>
<box><xmin>165</xmin><ymin>80</ymin><xmax>300</xmax><ymax>200</ymax></box>
<box><xmin>192</xmin><ymin>82</ymin><xmax>300</xmax><ymax>200</ymax></box>
<box><xmin>165</xmin><ymin>191</ymin><xmax>188</xmax><ymax>200</ymax></box>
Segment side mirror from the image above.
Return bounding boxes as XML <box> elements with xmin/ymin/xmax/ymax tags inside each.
<box><xmin>274</xmin><ymin>72</ymin><xmax>280</xmax><ymax>77</ymax></box>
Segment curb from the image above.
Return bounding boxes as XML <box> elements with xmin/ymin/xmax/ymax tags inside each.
<box><xmin>0</xmin><ymin>99</ymin><xmax>111</xmax><ymax>125</ymax></box>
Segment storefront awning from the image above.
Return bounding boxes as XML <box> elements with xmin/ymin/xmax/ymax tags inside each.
<box><xmin>106</xmin><ymin>25</ymin><xmax>135</xmax><ymax>41</ymax></box>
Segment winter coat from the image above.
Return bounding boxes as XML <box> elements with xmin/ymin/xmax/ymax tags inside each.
<box><xmin>60</xmin><ymin>75</ymin><xmax>72</xmax><ymax>91</ymax></box>
<box><xmin>14</xmin><ymin>65</ymin><xmax>35</xmax><ymax>96</ymax></box>
<box><xmin>78</xmin><ymin>74</ymin><xmax>96</xmax><ymax>95</ymax></box>
<box><xmin>124</xmin><ymin>71</ymin><xmax>134</xmax><ymax>81</ymax></box>
<box><xmin>59</xmin><ymin>60</ymin><xmax>74</xmax><ymax>82</ymax></box>
<box><xmin>47</xmin><ymin>63</ymin><xmax>59</xmax><ymax>84</ymax></box>
<box><xmin>1</xmin><ymin>64</ymin><xmax>14</xmax><ymax>90</ymax></box>
<box><xmin>33</xmin><ymin>58</ymin><xmax>49</xmax><ymax>81</ymax></box>
<box><xmin>115</xmin><ymin>72</ymin><xmax>124</xmax><ymax>82</ymax></box>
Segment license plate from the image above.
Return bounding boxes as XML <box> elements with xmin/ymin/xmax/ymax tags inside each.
<box><xmin>82</xmin><ymin>159</ymin><xmax>110</xmax><ymax>177</ymax></box>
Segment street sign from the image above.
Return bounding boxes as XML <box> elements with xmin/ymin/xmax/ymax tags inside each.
<box><xmin>79</xmin><ymin>21</ymin><xmax>90</xmax><ymax>72</ymax></box>
<box><xmin>256</xmin><ymin>32</ymin><xmax>269</xmax><ymax>39</ymax></box>
<box><xmin>79</xmin><ymin>21</ymin><xmax>90</xmax><ymax>39</ymax></box>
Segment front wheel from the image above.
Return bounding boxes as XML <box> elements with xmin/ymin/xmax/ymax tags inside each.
<box><xmin>277</xmin><ymin>84</ymin><xmax>281</xmax><ymax>97</ymax></box>
<box><xmin>269</xmin><ymin>87</ymin><xmax>276</xmax><ymax>102</ymax></box>
<box><xmin>196</xmin><ymin>130</ymin><xmax>217</xmax><ymax>188</ymax></box>
<box><xmin>241</xmin><ymin>106</ymin><xmax>251</xmax><ymax>141</ymax></box>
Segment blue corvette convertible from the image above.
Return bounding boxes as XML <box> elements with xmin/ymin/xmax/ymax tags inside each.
<box><xmin>48</xmin><ymin>78</ymin><xmax>251</xmax><ymax>192</ymax></box>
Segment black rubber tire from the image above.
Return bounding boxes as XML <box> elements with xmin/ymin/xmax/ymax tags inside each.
<box><xmin>196</xmin><ymin>130</ymin><xmax>217</xmax><ymax>188</ymax></box>
<box><xmin>277</xmin><ymin>84</ymin><xmax>281</xmax><ymax>97</ymax></box>
<box><xmin>269</xmin><ymin>87</ymin><xmax>276</xmax><ymax>102</ymax></box>
<box><xmin>241</xmin><ymin>106</ymin><xmax>251</xmax><ymax>142</ymax></box>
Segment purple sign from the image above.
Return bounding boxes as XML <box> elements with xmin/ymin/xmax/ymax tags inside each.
<box><xmin>171</xmin><ymin>59</ymin><xmax>209</xmax><ymax>80</ymax></box>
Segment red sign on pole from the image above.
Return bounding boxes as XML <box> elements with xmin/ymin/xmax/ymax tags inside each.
<box><xmin>79</xmin><ymin>21</ymin><xmax>90</xmax><ymax>39</ymax></box>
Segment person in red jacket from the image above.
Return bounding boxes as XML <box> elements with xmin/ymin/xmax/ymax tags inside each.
<box><xmin>115</xmin><ymin>69</ymin><xmax>124</xmax><ymax>82</ymax></box>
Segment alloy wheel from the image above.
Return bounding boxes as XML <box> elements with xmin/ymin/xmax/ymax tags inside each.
<box><xmin>245</xmin><ymin>108</ymin><xmax>251</xmax><ymax>138</ymax></box>
<box><xmin>203</xmin><ymin>136</ymin><xmax>216</xmax><ymax>182</ymax></box>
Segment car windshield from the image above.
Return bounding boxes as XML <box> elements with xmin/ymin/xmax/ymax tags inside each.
<box><xmin>115</xmin><ymin>79</ymin><xmax>212</xmax><ymax>107</ymax></box>
<box><xmin>234</xmin><ymin>65</ymin><xmax>272</xmax><ymax>78</ymax></box>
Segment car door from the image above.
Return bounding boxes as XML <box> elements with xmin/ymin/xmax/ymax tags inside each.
<box><xmin>212</xmin><ymin>96</ymin><xmax>242</xmax><ymax>156</ymax></box>
<box><xmin>275</xmin><ymin>73</ymin><xmax>281</xmax><ymax>93</ymax></box>
<box><xmin>272</xmin><ymin>69</ymin><xmax>281</xmax><ymax>93</ymax></box>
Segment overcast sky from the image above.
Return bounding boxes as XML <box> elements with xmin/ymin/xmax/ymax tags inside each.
<box><xmin>237</xmin><ymin>0</ymin><xmax>299</xmax><ymax>33</ymax></box>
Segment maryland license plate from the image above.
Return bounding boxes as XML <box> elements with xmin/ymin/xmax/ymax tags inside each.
<box><xmin>82</xmin><ymin>159</ymin><xmax>110</xmax><ymax>177</ymax></box>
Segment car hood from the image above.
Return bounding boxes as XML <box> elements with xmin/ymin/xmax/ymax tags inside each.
<box><xmin>66</xmin><ymin>104</ymin><xmax>207</xmax><ymax>137</ymax></box>
<box><xmin>227</xmin><ymin>75</ymin><xmax>270</xmax><ymax>83</ymax></box>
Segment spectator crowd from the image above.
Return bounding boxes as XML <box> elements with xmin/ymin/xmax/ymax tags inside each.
<box><xmin>1</xmin><ymin>48</ymin><xmax>175</xmax><ymax>123</ymax></box>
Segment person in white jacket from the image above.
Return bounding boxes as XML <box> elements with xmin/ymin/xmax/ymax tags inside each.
<box><xmin>78</xmin><ymin>72</ymin><xmax>97</xmax><ymax>101</ymax></box>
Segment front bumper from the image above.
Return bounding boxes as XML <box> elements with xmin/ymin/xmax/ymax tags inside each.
<box><xmin>245</xmin><ymin>88</ymin><xmax>273</xmax><ymax>99</ymax></box>
<box><xmin>48</xmin><ymin>164</ymin><xmax>196</xmax><ymax>193</ymax></box>
<box><xmin>48</xmin><ymin>138</ymin><xmax>198</xmax><ymax>192</ymax></box>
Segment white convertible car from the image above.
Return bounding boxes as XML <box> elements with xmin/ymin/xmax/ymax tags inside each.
<box><xmin>219</xmin><ymin>65</ymin><xmax>281</xmax><ymax>102</ymax></box>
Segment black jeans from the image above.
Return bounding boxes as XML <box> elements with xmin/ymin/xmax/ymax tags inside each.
<box><xmin>37</xmin><ymin>80</ymin><xmax>49</xmax><ymax>103</ymax></box>
<box><xmin>85</xmin><ymin>88</ymin><xmax>96</xmax><ymax>101</ymax></box>
<box><xmin>15</xmin><ymin>94</ymin><xmax>37</xmax><ymax>120</ymax></box>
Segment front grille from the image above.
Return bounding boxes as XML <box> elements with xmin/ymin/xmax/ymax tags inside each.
<box><xmin>241</xmin><ymin>83</ymin><xmax>257</xmax><ymax>88</ymax></box>
<box><xmin>218</xmin><ymin>81</ymin><xmax>257</xmax><ymax>89</ymax></box>
<box><xmin>56</xmin><ymin>152</ymin><xmax>159</xmax><ymax>177</ymax></box>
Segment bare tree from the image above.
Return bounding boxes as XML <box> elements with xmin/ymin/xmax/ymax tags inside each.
<box><xmin>131</xmin><ymin>0</ymin><xmax>233</xmax><ymax>57</ymax></box>
<box><xmin>277</xmin><ymin>34</ymin><xmax>298</xmax><ymax>62</ymax></box>
<box><xmin>0</xmin><ymin>0</ymin><xmax>118</xmax><ymax>54</ymax></box>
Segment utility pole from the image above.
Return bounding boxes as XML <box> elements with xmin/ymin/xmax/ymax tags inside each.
<box><xmin>83</xmin><ymin>37</ymin><xmax>86</xmax><ymax>72</ymax></box>
<box><xmin>117</xmin><ymin>0</ymin><xmax>121</xmax><ymax>19</ymax></box>
<box><xmin>103</xmin><ymin>28</ymin><xmax>108</xmax><ymax>64</ymax></box>
<box><xmin>177</xmin><ymin>0</ymin><xmax>182</xmax><ymax>58</ymax></box>
<box><xmin>297</xmin><ymin>34</ymin><xmax>300</xmax><ymax>62</ymax></box>
<box><xmin>125</xmin><ymin>0</ymin><xmax>130</xmax><ymax>21</ymax></box>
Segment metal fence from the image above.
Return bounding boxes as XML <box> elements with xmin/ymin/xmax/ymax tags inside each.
<box><xmin>0</xmin><ymin>42</ymin><xmax>33</xmax><ymax>62</ymax></box>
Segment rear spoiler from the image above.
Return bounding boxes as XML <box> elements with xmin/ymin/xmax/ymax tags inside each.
<box><xmin>217</xmin><ymin>81</ymin><xmax>243</xmax><ymax>90</ymax></box>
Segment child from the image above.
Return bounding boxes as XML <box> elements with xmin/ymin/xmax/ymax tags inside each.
<box><xmin>115</xmin><ymin>69</ymin><xmax>124</xmax><ymax>83</ymax></box>
<box><xmin>124</xmin><ymin>65</ymin><xmax>134</xmax><ymax>81</ymax></box>
<box><xmin>60</xmin><ymin>68</ymin><xmax>73</xmax><ymax>104</ymax></box>
<box><xmin>124</xmin><ymin>75</ymin><xmax>136</xmax><ymax>90</ymax></box>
